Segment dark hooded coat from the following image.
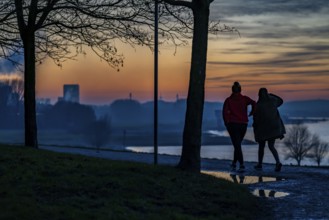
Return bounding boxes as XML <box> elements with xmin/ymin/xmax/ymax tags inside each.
<box><xmin>253</xmin><ymin>94</ymin><xmax>286</xmax><ymax>142</ymax></box>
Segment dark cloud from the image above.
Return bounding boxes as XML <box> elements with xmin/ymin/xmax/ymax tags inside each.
<box><xmin>302</xmin><ymin>44</ymin><xmax>329</xmax><ymax>51</ymax></box>
<box><xmin>244</xmin><ymin>24</ymin><xmax>329</xmax><ymax>40</ymax></box>
<box><xmin>207</xmin><ymin>79</ymin><xmax>308</xmax><ymax>89</ymax></box>
<box><xmin>208</xmin><ymin>41</ymin><xmax>329</xmax><ymax>70</ymax></box>
<box><xmin>279</xmin><ymin>88</ymin><xmax>329</xmax><ymax>93</ymax></box>
<box><xmin>211</xmin><ymin>0</ymin><xmax>329</xmax><ymax>17</ymax></box>
<box><xmin>206</xmin><ymin>0</ymin><xmax>329</xmax><ymax>99</ymax></box>
<box><xmin>207</xmin><ymin>59</ymin><xmax>325</xmax><ymax>69</ymax></box>
<box><xmin>268</xmin><ymin>70</ymin><xmax>329</xmax><ymax>77</ymax></box>
<box><xmin>206</xmin><ymin>70</ymin><xmax>329</xmax><ymax>85</ymax></box>
<box><xmin>207</xmin><ymin>81</ymin><xmax>329</xmax><ymax>99</ymax></box>
<box><xmin>212</xmin><ymin>47</ymin><xmax>266</xmax><ymax>55</ymax></box>
<box><xmin>210</xmin><ymin>0</ymin><xmax>329</xmax><ymax>40</ymax></box>
<box><xmin>295</xmin><ymin>25</ymin><xmax>329</xmax><ymax>39</ymax></box>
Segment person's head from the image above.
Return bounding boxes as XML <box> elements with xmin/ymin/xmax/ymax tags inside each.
<box><xmin>232</xmin><ymin>81</ymin><xmax>241</xmax><ymax>93</ymax></box>
<box><xmin>258</xmin><ymin>88</ymin><xmax>269</xmax><ymax>99</ymax></box>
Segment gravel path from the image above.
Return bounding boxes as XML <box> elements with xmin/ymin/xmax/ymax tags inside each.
<box><xmin>41</xmin><ymin>146</ymin><xmax>329</xmax><ymax>220</ymax></box>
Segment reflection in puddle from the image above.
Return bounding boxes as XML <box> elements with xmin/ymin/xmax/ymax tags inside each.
<box><xmin>252</xmin><ymin>189</ymin><xmax>289</xmax><ymax>198</ymax></box>
<box><xmin>202</xmin><ymin>171</ymin><xmax>289</xmax><ymax>198</ymax></box>
<box><xmin>202</xmin><ymin>171</ymin><xmax>284</xmax><ymax>184</ymax></box>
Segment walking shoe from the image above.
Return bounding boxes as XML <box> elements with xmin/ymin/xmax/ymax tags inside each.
<box><xmin>254</xmin><ymin>164</ymin><xmax>263</xmax><ymax>171</ymax></box>
<box><xmin>237</xmin><ymin>165</ymin><xmax>245</xmax><ymax>173</ymax></box>
<box><xmin>275</xmin><ymin>163</ymin><xmax>282</xmax><ymax>172</ymax></box>
<box><xmin>230</xmin><ymin>164</ymin><xmax>237</xmax><ymax>171</ymax></box>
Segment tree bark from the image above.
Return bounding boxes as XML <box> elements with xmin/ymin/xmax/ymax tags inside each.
<box><xmin>23</xmin><ymin>32</ymin><xmax>38</xmax><ymax>148</ymax></box>
<box><xmin>177</xmin><ymin>1</ymin><xmax>210</xmax><ymax>172</ymax></box>
<box><xmin>15</xmin><ymin>0</ymin><xmax>38</xmax><ymax>148</ymax></box>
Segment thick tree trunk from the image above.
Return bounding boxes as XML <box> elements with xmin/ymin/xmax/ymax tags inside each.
<box><xmin>23</xmin><ymin>33</ymin><xmax>38</xmax><ymax>148</ymax></box>
<box><xmin>177</xmin><ymin>2</ymin><xmax>210</xmax><ymax>172</ymax></box>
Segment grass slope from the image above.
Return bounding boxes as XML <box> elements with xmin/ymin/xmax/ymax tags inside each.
<box><xmin>0</xmin><ymin>145</ymin><xmax>269</xmax><ymax>220</ymax></box>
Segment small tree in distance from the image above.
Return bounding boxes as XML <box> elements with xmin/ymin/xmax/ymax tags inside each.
<box><xmin>84</xmin><ymin>116</ymin><xmax>111</xmax><ymax>153</ymax></box>
<box><xmin>283</xmin><ymin>124</ymin><xmax>319</xmax><ymax>166</ymax></box>
<box><xmin>309</xmin><ymin>142</ymin><xmax>329</xmax><ymax>167</ymax></box>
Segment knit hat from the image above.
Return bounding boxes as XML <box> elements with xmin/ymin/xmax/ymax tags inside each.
<box><xmin>232</xmin><ymin>81</ymin><xmax>241</xmax><ymax>93</ymax></box>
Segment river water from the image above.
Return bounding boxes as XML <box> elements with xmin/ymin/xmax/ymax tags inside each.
<box><xmin>127</xmin><ymin>120</ymin><xmax>329</xmax><ymax>166</ymax></box>
<box><xmin>1</xmin><ymin>119</ymin><xmax>328</xmax><ymax>166</ymax></box>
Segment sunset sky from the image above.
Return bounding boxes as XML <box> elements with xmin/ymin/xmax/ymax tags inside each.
<box><xmin>1</xmin><ymin>0</ymin><xmax>329</xmax><ymax>105</ymax></box>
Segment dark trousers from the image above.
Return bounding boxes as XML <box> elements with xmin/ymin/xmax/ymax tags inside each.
<box><xmin>226</xmin><ymin>123</ymin><xmax>247</xmax><ymax>165</ymax></box>
<box><xmin>258</xmin><ymin>139</ymin><xmax>280</xmax><ymax>164</ymax></box>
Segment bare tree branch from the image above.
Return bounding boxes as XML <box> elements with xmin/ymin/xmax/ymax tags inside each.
<box><xmin>284</xmin><ymin>124</ymin><xmax>318</xmax><ymax>166</ymax></box>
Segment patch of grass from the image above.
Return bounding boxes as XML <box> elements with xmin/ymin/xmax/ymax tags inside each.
<box><xmin>0</xmin><ymin>145</ymin><xmax>270</xmax><ymax>220</ymax></box>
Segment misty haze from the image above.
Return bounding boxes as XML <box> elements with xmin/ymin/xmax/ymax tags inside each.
<box><xmin>1</xmin><ymin>81</ymin><xmax>328</xmax><ymax>166</ymax></box>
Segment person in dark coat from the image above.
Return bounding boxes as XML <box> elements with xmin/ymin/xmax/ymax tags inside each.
<box><xmin>223</xmin><ymin>82</ymin><xmax>256</xmax><ymax>172</ymax></box>
<box><xmin>253</xmin><ymin>88</ymin><xmax>286</xmax><ymax>172</ymax></box>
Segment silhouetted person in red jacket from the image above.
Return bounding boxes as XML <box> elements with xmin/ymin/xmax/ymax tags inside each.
<box><xmin>223</xmin><ymin>82</ymin><xmax>256</xmax><ymax>172</ymax></box>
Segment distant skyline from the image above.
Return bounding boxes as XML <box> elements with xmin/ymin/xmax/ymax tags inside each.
<box><xmin>1</xmin><ymin>0</ymin><xmax>329</xmax><ymax>105</ymax></box>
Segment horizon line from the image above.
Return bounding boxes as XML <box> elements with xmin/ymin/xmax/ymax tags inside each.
<box><xmin>38</xmin><ymin>97</ymin><xmax>329</xmax><ymax>106</ymax></box>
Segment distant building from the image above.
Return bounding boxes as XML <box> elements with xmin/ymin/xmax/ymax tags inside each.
<box><xmin>36</xmin><ymin>98</ymin><xmax>51</xmax><ymax>105</ymax></box>
<box><xmin>63</xmin><ymin>84</ymin><xmax>80</xmax><ymax>103</ymax></box>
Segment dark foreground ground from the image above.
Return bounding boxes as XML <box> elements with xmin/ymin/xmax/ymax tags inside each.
<box><xmin>41</xmin><ymin>145</ymin><xmax>329</xmax><ymax>220</ymax></box>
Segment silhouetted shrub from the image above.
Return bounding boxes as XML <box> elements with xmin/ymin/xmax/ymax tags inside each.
<box><xmin>84</xmin><ymin>116</ymin><xmax>111</xmax><ymax>152</ymax></box>
<box><xmin>284</xmin><ymin>124</ymin><xmax>318</xmax><ymax>166</ymax></box>
<box><xmin>308</xmin><ymin>142</ymin><xmax>329</xmax><ymax>166</ymax></box>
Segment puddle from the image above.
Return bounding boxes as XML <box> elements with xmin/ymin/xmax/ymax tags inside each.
<box><xmin>252</xmin><ymin>189</ymin><xmax>289</xmax><ymax>198</ymax></box>
<box><xmin>202</xmin><ymin>171</ymin><xmax>289</xmax><ymax>198</ymax></box>
<box><xmin>202</xmin><ymin>170</ymin><xmax>284</xmax><ymax>184</ymax></box>
<box><xmin>201</xmin><ymin>170</ymin><xmax>284</xmax><ymax>184</ymax></box>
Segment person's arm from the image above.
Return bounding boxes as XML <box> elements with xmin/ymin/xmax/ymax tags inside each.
<box><xmin>246</xmin><ymin>96</ymin><xmax>256</xmax><ymax>116</ymax></box>
<box><xmin>222</xmin><ymin>99</ymin><xmax>230</xmax><ymax>125</ymax></box>
<box><xmin>269</xmin><ymin>93</ymin><xmax>283</xmax><ymax>107</ymax></box>
<box><xmin>252</xmin><ymin>108</ymin><xmax>259</xmax><ymax>128</ymax></box>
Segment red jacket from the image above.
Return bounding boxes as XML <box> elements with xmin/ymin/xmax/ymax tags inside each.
<box><xmin>222</xmin><ymin>93</ymin><xmax>256</xmax><ymax>125</ymax></box>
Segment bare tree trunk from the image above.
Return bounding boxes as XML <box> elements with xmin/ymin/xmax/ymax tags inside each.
<box><xmin>15</xmin><ymin>0</ymin><xmax>38</xmax><ymax>148</ymax></box>
<box><xmin>177</xmin><ymin>2</ymin><xmax>209</xmax><ymax>172</ymax></box>
<box><xmin>23</xmin><ymin>32</ymin><xmax>38</xmax><ymax>148</ymax></box>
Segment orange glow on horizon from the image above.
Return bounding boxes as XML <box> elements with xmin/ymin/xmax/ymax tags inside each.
<box><xmin>35</xmin><ymin>40</ymin><xmax>329</xmax><ymax>104</ymax></box>
<box><xmin>36</xmin><ymin>44</ymin><xmax>192</xmax><ymax>104</ymax></box>
<box><xmin>35</xmin><ymin>31</ymin><xmax>329</xmax><ymax>105</ymax></box>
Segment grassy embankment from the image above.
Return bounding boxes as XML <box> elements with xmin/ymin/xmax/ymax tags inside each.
<box><xmin>0</xmin><ymin>145</ymin><xmax>270</xmax><ymax>220</ymax></box>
